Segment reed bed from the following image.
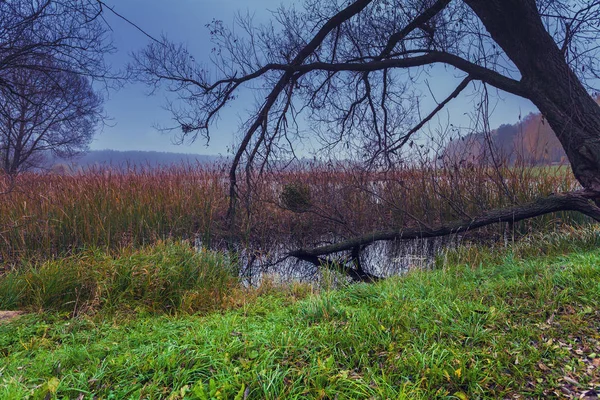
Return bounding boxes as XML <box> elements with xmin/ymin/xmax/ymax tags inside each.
<box><xmin>0</xmin><ymin>161</ymin><xmax>582</xmax><ymax>265</ymax></box>
<box><xmin>1</xmin><ymin>165</ymin><xmax>229</xmax><ymax>263</ymax></box>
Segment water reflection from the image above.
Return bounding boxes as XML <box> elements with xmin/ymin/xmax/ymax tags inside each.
<box><xmin>200</xmin><ymin>235</ymin><xmax>465</xmax><ymax>286</ymax></box>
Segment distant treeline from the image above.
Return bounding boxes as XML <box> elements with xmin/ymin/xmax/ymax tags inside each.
<box><xmin>49</xmin><ymin>149</ymin><xmax>224</xmax><ymax>170</ymax></box>
<box><xmin>443</xmin><ymin>112</ymin><xmax>569</xmax><ymax>166</ymax></box>
<box><xmin>49</xmin><ymin>105</ymin><xmax>592</xmax><ymax>170</ymax></box>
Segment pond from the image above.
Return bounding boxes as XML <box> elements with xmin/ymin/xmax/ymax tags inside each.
<box><xmin>197</xmin><ymin>234</ymin><xmax>467</xmax><ymax>286</ymax></box>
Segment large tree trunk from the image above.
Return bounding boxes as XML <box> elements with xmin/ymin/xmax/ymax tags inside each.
<box><xmin>465</xmin><ymin>0</ymin><xmax>600</xmax><ymax>191</ymax></box>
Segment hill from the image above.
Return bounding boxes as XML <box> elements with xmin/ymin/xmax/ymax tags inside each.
<box><xmin>442</xmin><ymin>111</ymin><xmax>569</xmax><ymax>166</ymax></box>
<box><xmin>50</xmin><ymin>149</ymin><xmax>224</xmax><ymax>170</ymax></box>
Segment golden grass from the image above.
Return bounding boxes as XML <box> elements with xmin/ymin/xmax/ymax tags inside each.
<box><xmin>0</xmin><ymin>162</ymin><xmax>581</xmax><ymax>264</ymax></box>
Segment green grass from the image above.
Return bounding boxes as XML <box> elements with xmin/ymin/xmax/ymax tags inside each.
<box><xmin>1</xmin><ymin>236</ymin><xmax>600</xmax><ymax>399</ymax></box>
<box><xmin>0</xmin><ymin>241</ymin><xmax>238</xmax><ymax>316</ymax></box>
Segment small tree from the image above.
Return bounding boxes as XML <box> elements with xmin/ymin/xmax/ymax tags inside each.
<box><xmin>281</xmin><ymin>182</ymin><xmax>312</xmax><ymax>213</ymax></box>
<box><xmin>0</xmin><ymin>55</ymin><xmax>102</xmax><ymax>174</ymax></box>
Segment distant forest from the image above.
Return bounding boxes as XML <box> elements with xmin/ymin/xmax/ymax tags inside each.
<box><xmin>443</xmin><ymin>110</ymin><xmax>569</xmax><ymax>166</ymax></box>
<box><xmin>49</xmin><ymin>104</ymin><xmax>591</xmax><ymax>171</ymax></box>
<box><xmin>49</xmin><ymin>150</ymin><xmax>223</xmax><ymax>170</ymax></box>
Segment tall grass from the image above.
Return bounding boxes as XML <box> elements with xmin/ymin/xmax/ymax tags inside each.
<box><xmin>0</xmin><ymin>161</ymin><xmax>582</xmax><ymax>265</ymax></box>
<box><xmin>260</xmin><ymin>162</ymin><xmax>582</xmax><ymax>247</ymax></box>
<box><xmin>1</xmin><ymin>165</ymin><xmax>228</xmax><ymax>263</ymax></box>
<box><xmin>0</xmin><ymin>241</ymin><xmax>237</xmax><ymax>315</ymax></box>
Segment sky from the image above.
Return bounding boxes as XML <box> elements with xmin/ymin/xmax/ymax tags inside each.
<box><xmin>93</xmin><ymin>0</ymin><xmax>539</xmax><ymax>156</ymax></box>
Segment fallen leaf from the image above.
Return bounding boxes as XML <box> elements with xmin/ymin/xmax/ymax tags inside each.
<box><xmin>562</xmin><ymin>376</ymin><xmax>579</xmax><ymax>385</ymax></box>
<box><xmin>453</xmin><ymin>391</ymin><xmax>468</xmax><ymax>400</ymax></box>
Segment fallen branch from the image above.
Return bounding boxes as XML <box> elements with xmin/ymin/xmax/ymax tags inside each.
<box><xmin>290</xmin><ymin>190</ymin><xmax>600</xmax><ymax>281</ymax></box>
<box><xmin>293</xmin><ymin>252</ymin><xmax>381</xmax><ymax>283</ymax></box>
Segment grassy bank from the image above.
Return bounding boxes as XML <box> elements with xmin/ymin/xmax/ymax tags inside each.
<box><xmin>1</xmin><ymin>234</ymin><xmax>599</xmax><ymax>398</ymax></box>
<box><xmin>0</xmin><ymin>242</ymin><xmax>238</xmax><ymax>316</ymax></box>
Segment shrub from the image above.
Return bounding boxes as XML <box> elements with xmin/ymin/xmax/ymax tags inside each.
<box><xmin>280</xmin><ymin>182</ymin><xmax>312</xmax><ymax>213</ymax></box>
<box><xmin>0</xmin><ymin>241</ymin><xmax>237</xmax><ymax>316</ymax></box>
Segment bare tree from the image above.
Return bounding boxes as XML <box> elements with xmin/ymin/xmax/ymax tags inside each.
<box><xmin>132</xmin><ymin>0</ymin><xmax>600</xmax><ymax>279</ymax></box>
<box><xmin>0</xmin><ymin>0</ymin><xmax>116</xmax><ymax>174</ymax></box>
<box><xmin>0</xmin><ymin>55</ymin><xmax>102</xmax><ymax>174</ymax></box>
<box><xmin>0</xmin><ymin>0</ymin><xmax>113</xmax><ymax>91</ymax></box>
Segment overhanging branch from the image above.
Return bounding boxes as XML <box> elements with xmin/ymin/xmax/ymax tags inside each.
<box><xmin>380</xmin><ymin>0</ymin><xmax>452</xmax><ymax>57</ymax></box>
<box><xmin>258</xmin><ymin>51</ymin><xmax>526</xmax><ymax>97</ymax></box>
<box><xmin>290</xmin><ymin>190</ymin><xmax>600</xmax><ymax>259</ymax></box>
<box><xmin>385</xmin><ymin>74</ymin><xmax>474</xmax><ymax>156</ymax></box>
<box><xmin>226</xmin><ymin>0</ymin><xmax>375</xmax><ymax>224</ymax></box>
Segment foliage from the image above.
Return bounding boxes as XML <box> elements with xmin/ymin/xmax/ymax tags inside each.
<box><xmin>1</xmin><ymin>231</ymin><xmax>599</xmax><ymax>398</ymax></box>
<box><xmin>0</xmin><ymin>58</ymin><xmax>103</xmax><ymax>174</ymax></box>
<box><xmin>0</xmin><ymin>0</ymin><xmax>112</xmax><ymax>174</ymax></box>
<box><xmin>0</xmin><ymin>241</ymin><xmax>238</xmax><ymax>316</ymax></box>
<box><xmin>442</xmin><ymin>112</ymin><xmax>570</xmax><ymax>166</ymax></box>
<box><xmin>280</xmin><ymin>182</ymin><xmax>312</xmax><ymax>213</ymax></box>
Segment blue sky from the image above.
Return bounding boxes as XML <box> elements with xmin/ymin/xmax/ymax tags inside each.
<box><xmin>94</xmin><ymin>0</ymin><xmax>284</xmax><ymax>156</ymax></box>
<box><xmin>93</xmin><ymin>0</ymin><xmax>538</xmax><ymax>156</ymax></box>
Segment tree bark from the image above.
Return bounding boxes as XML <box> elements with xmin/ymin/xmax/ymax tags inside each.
<box><xmin>290</xmin><ymin>190</ymin><xmax>600</xmax><ymax>263</ymax></box>
<box><xmin>464</xmin><ymin>0</ymin><xmax>600</xmax><ymax>191</ymax></box>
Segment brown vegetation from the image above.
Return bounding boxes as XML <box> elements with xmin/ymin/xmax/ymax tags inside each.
<box><xmin>0</xmin><ymin>162</ymin><xmax>583</xmax><ymax>268</ymax></box>
<box><xmin>0</xmin><ymin>310</ymin><xmax>22</xmax><ymax>324</ymax></box>
<box><xmin>443</xmin><ymin>97</ymin><xmax>600</xmax><ymax>166</ymax></box>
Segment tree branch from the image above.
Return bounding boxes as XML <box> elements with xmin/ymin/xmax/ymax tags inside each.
<box><xmin>380</xmin><ymin>0</ymin><xmax>451</xmax><ymax>57</ymax></box>
<box><xmin>254</xmin><ymin>51</ymin><xmax>526</xmax><ymax>97</ymax></box>
<box><xmin>290</xmin><ymin>190</ymin><xmax>600</xmax><ymax>259</ymax></box>
<box><xmin>226</xmin><ymin>0</ymin><xmax>375</xmax><ymax>225</ymax></box>
<box><xmin>385</xmin><ymin>75</ymin><xmax>473</xmax><ymax>155</ymax></box>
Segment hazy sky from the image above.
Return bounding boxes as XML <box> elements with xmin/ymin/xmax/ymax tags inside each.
<box><xmin>93</xmin><ymin>0</ymin><xmax>538</xmax><ymax>156</ymax></box>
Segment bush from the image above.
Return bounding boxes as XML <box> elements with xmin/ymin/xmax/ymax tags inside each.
<box><xmin>0</xmin><ymin>241</ymin><xmax>237</xmax><ymax>316</ymax></box>
<box><xmin>280</xmin><ymin>182</ymin><xmax>312</xmax><ymax>213</ymax></box>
